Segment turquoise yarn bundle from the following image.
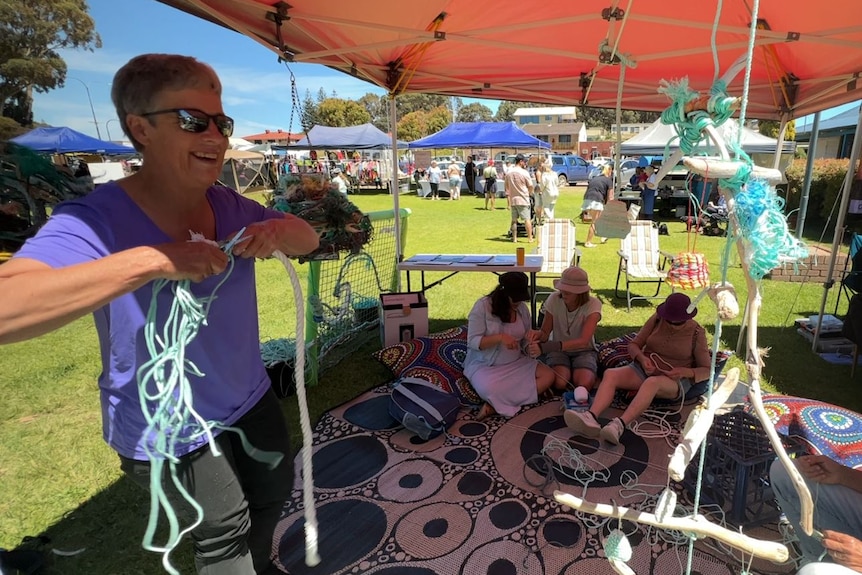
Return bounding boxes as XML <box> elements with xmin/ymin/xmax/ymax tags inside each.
<box><xmin>136</xmin><ymin>232</ymin><xmax>283</xmax><ymax>574</ymax></box>
<box><xmin>731</xmin><ymin>179</ymin><xmax>808</xmax><ymax>279</ymax></box>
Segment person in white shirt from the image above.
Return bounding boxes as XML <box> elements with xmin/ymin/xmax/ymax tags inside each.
<box><xmin>331</xmin><ymin>168</ymin><xmax>349</xmax><ymax>195</ymax></box>
<box><xmin>427</xmin><ymin>161</ymin><xmax>442</xmax><ymax>200</ymax></box>
<box><xmin>534</xmin><ymin>160</ymin><xmax>560</xmax><ymax>223</ymax></box>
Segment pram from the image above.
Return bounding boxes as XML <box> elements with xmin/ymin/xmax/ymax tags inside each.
<box><xmin>505</xmin><ymin>195</ymin><xmax>538</xmax><ymax>239</ymax></box>
<box><xmin>681</xmin><ymin>207</ymin><xmax>729</xmax><ymax>237</ymax></box>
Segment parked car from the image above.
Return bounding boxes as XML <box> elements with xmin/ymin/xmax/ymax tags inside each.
<box><xmin>549</xmin><ymin>154</ymin><xmax>592</xmax><ymax>186</ymax></box>
<box><xmin>589</xmin><ymin>158</ymin><xmax>640</xmax><ymax>185</ymax></box>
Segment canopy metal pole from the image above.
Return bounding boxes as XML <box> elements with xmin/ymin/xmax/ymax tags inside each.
<box><xmin>771</xmin><ymin>115</ymin><xmax>788</xmax><ymax>170</ymax></box>
<box><xmin>389</xmin><ymin>95</ymin><xmax>403</xmax><ymax>291</ymax></box>
<box><xmin>797</xmin><ymin>111</ymin><xmax>821</xmax><ymax>240</ymax></box>
<box><xmin>812</xmin><ymin>106</ymin><xmax>862</xmax><ymax>351</ymax></box>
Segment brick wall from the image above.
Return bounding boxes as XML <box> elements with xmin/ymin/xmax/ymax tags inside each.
<box><xmin>766</xmin><ymin>245</ymin><xmax>848</xmax><ymax>283</ymax></box>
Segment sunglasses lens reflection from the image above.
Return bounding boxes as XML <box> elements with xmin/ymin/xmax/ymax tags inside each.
<box><xmin>177</xmin><ymin>110</ymin><xmax>234</xmax><ymax>137</ymax></box>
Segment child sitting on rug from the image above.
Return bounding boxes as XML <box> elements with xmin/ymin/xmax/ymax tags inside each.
<box><xmin>526</xmin><ymin>266</ymin><xmax>601</xmax><ymax>401</ymax></box>
<box><xmin>564</xmin><ymin>293</ymin><xmax>711</xmax><ymax>444</ymax></box>
<box><xmin>463</xmin><ymin>272</ymin><xmax>556</xmax><ymax>421</ymax></box>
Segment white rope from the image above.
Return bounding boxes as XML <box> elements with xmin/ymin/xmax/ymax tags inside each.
<box><xmin>272</xmin><ymin>251</ymin><xmax>320</xmax><ymax>567</ymax></box>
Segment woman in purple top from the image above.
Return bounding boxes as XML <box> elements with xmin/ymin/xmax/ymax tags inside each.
<box><xmin>0</xmin><ymin>54</ymin><xmax>319</xmax><ymax>574</ymax></box>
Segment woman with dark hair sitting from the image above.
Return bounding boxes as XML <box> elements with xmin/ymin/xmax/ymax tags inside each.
<box><xmin>463</xmin><ymin>272</ymin><xmax>556</xmax><ymax>420</ymax></box>
<box><xmin>565</xmin><ymin>292</ymin><xmax>711</xmax><ymax>444</ymax></box>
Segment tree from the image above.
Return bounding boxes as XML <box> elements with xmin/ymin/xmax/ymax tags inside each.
<box><xmin>456</xmin><ymin>102</ymin><xmax>493</xmax><ymax>123</ymax></box>
<box><xmin>425</xmin><ymin>106</ymin><xmax>452</xmax><ymax>135</ymax></box>
<box><xmin>0</xmin><ymin>0</ymin><xmax>101</xmax><ymax>127</ymax></box>
<box><xmin>395</xmin><ymin>93</ymin><xmax>450</xmax><ymax>117</ymax></box>
<box><xmin>759</xmin><ymin>119</ymin><xmax>796</xmax><ymax>141</ymax></box>
<box><xmin>316</xmin><ymin>87</ymin><xmax>327</xmax><ymax>103</ymax></box>
<box><xmin>0</xmin><ymin>116</ymin><xmax>28</xmax><ymax>140</ymax></box>
<box><xmin>316</xmin><ymin>98</ymin><xmax>371</xmax><ymax>127</ymax></box>
<box><xmin>396</xmin><ymin>110</ymin><xmax>427</xmax><ymax>141</ymax></box>
<box><xmin>301</xmin><ymin>89</ymin><xmax>319</xmax><ymax>129</ymax></box>
<box><xmin>357</xmin><ymin>92</ymin><xmax>388</xmax><ymax>132</ymax></box>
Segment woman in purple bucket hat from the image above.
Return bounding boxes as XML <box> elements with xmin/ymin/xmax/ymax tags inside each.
<box><xmin>564</xmin><ymin>292</ymin><xmax>712</xmax><ymax>445</ymax></box>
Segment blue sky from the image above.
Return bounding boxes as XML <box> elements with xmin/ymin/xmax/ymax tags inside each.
<box><xmin>31</xmin><ymin>0</ymin><xmax>858</xmax><ymax>142</ymax></box>
<box><xmin>31</xmin><ymin>0</ymin><xmax>400</xmax><ymax>141</ymax></box>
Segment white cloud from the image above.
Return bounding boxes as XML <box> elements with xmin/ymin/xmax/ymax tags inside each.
<box><xmin>60</xmin><ymin>48</ymin><xmax>134</xmax><ymax>78</ymax></box>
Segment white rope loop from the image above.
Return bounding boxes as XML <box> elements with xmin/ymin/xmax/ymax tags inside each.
<box><xmin>273</xmin><ymin>250</ymin><xmax>321</xmax><ymax>567</ymax></box>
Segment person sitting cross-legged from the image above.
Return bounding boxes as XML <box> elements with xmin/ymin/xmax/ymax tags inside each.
<box><xmin>463</xmin><ymin>272</ymin><xmax>556</xmax><ymax>421</ymax></box>
<box><xmin>564</xmin><ymin>292</ymin><xmax>711</xmax><ymax>444</ymax></box>
<box><xmin>527</xmin><ymin>266</ymin><xmax>601</xmax><ymax>398</ymax></box>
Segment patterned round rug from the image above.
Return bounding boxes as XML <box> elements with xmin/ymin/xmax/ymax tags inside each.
<box><xmin>760</xmin><ymin>394</ymin><xmax>862</xmax><ymax>469</ymax></box>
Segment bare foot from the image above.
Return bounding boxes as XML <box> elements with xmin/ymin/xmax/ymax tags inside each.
<box><xmin>476</xmin><ymin>403</ymin><xmax>496</xmax><ymax>421</ymax></box>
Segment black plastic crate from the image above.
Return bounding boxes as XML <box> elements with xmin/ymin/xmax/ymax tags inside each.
<box><xmin>684</xmin><ymin>409</ymin><xmax>804</xmax><ymax>527</ymax></box>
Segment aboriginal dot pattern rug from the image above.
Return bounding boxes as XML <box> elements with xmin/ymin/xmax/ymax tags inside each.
<box><xmin>274</xmin><ymin>388</ymin><xmax>795</xmax><ymax>575</ymax></box>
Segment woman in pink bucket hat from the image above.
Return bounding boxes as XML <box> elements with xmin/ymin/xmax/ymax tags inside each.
<box><xmin>564</xmin><ymin>292</ymin><xmax>712</xmax><ymax>445</ymax></box>
<box><xmin>526</xmin><ymin>266</ymin><xmax>602</xmax><ymax>402</ymax></box>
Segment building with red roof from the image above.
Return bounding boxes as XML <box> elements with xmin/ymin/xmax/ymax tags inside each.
<box><xmin>241</xmin><ymin>129</ymin><xmax>304</xmax><ymax>145</ymax></box>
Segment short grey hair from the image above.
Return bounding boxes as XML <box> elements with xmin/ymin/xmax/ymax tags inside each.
<box><xmin>111</xmin><ymin>54</ymin><xmax>222</xmax><ymax>151</ymax></box>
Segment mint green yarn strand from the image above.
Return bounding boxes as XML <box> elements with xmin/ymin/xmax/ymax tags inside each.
<box><xmin>135</xmin><ymin>230</ymin><xmax>286</xmax><ymax>574</ymax></box>
<box><xmin>686</xmin><ymin>1</ymin><xmax>760</xmax><ymax>572</ymax></box>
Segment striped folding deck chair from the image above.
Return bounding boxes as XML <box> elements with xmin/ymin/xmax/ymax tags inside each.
<box><xmin>614</xmin><ymin>221</ymin><xmax>673</xmax><ymax>311</ymax></box>
<box><xmin>534</xmin><ymin>219</ymin><xmax>580</xmax><ymax>300</ymax></box>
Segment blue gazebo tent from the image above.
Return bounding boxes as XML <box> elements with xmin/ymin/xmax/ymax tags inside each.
<box><xmin>11</xmin><ymin>127</ymin><xmax>135</xmax><ymax>155</ymax></box>
<box><xmin>408</xmin><ymin>122</ymin><xmax>551</xmax><ymax>149</ymax></box>
<box><xmin>294</xmin><ymin>123</ymin><xmax>407</xmax><ymax>149</ymax></box>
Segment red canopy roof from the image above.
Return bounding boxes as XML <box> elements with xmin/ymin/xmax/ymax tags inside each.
<box><xmin>156</xmin><ymin>0</ymin><xmax>862</xmax><ymax>121</ymax></box>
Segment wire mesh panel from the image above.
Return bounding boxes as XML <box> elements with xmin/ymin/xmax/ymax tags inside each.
<box><xmin>307</xmin><ymin>208</ymin><xmax>408</xmax><ymax>379</ymax></box>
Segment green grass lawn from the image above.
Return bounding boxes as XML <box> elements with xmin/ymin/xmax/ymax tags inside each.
<box><xmin>1</xmin><ymin>184</ymin><xmax>859</xmax><ymax>573</ymax></box>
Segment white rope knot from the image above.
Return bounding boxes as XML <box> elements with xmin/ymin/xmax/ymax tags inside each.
<box><xmin>708</xmin><ymin>282</ymin><xmax>739</xmax><ymax>320</ymax></box>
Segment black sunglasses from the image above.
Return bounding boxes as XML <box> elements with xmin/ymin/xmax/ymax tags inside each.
<box><xmin>140</xmin><ymin>108</ymin><xmax>234</xmax><ymax>138</ymax></box>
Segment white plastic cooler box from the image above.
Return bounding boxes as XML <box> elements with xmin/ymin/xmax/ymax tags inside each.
<box><xmin>379</xmin><ymin>292</ymin><xmax>428</xmax><ymax>346</ymax></box>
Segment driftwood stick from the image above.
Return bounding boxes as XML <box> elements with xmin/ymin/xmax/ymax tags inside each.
<box><xmin>683</xmin><ymin>95</ymin><xmax>741</xmax><ymax>114</ymax></box>
<box><xmin>720</xmin><ymin>186</ymin><xmax>815</xmax><ymax>536</ymax></box>
<box><xmin>683</xmin><ymin>157</ymin><xmax>783</xmax><ymax>185</ymax></box>
<box><xmin>554</xmin><ymin>491</ymin><xmax>790</xmax><ymax>563</ymax></box>
<box><xmin>668</xmin><ymin>368</ymin><xmax>741</xmax><ymax>481</ymax></box>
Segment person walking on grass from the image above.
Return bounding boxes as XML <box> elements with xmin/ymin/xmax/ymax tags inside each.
<box><xmin>505</xmin><ymin>153</ymin><xmax>534</xmax><ymax>243</ymax></box>
<box><xmin>0</xmin><ymin>53</ymin><xmax>320</xmax><ymax>575</ymax></box>
<box><xmin>483</xmin><ymin>160</ymin><xmax>498</xmax><ymax>210</ymax></box>
<box><xmin>534</xmin><ymin>159</ymin><xmax>560</xmax><ymax>223</ymax></box>
<box><xmin>447</xmin><ymin>161</ymin><xmax>462</xmax><ymax>200</ymax></box>
<box><xmin>582</xmin><ymin>165</ymin><xmax>613</xmax><ymax>247</ymax></box>
<box><xmin>564</xmin><ymin>293</ymin><xmax>711</xmax><ymax>444</ymax></box>
<box><xmin>427</xmin><ymin>160</ymin><xmax>442</xmax><ymax>200</ymax></box>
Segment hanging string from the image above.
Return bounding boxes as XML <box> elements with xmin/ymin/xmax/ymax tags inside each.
<box><xmin>136</xmin><ymin>229</ymin><xmax>285</xmax><ymax>575</ymax></box>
